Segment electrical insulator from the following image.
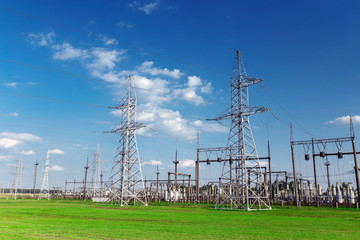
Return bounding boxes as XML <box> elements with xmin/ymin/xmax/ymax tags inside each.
<box><xmin>305</xmin><ymin>154</ymin><xmax>310</xmax><ymax>161</ymax></box>
<box><xmin>337</xmin><ymin>151</ymin><xmax>343</xmax><ymax>159</ymax></box>
<box><xmin>229</xmin><ymin>158</ymin><xmax>233</xmax><ymax>165</ymax></box>
<box><xmin>217</xmin><ymin>157</ymin><xmax>222</xmax><ymax>162</ymax></box>
<box><xmin>207</xmin><ymin>159</ymin><xmax>210</xmax><ymax>165</ymax></box>
<box><xmin>320</xmin><ymin>152</ymin><xmax>326</xmax><ymax>158</ymax></box>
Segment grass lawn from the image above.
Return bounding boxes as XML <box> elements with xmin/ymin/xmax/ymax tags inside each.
<box><xmin>0</xmin><ymin>199</ymin><xmax>359</xmax><ymax>239</ymax></box>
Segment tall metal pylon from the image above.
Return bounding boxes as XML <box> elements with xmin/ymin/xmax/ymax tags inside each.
<box><xmin>10</xmin><ymin>154</ymin><xmax>23</xmax><ymax>200</ymax></box>
<box><xmin>90</xmin><ymin>144</ymin><xmax>102</xmax><ymax>198</ymax></box>
<box><xmin>38</xmin><ymin>150</ymin><xmax>51</xmax><ymax>200</ymax></box>
<box><xmin>214</xmin><ymin>51</ymin><xmax>271</xmax><ymax>210</ymax></box>
<box><xmin>105</xmin><ymin>76</ymin><xmax>147</xmax><ymax>206</ymax></box>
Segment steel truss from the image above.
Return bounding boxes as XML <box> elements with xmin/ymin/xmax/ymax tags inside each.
<box><xmin>105</xmin><ymin>76</ymin><xmax>147</xmax><ymax>206</ymax></box>
<box><xmin>209</xmin><ymin>51</ymin><xmax>271</xmax><ymax>210</ymax></box>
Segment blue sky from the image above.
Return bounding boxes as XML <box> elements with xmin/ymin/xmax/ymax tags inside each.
<box><xmin>0</xmin><ymin>0</ymin><xmax>359</xmax><ymax>190</ymax></box>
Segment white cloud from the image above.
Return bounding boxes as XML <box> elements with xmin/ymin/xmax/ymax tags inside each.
<box><xmin>49</xmin><ymin>165</ymin><xmax>65</xmax><ymax>171</ymax></box>
<box><xmin>142</xmin><ymin>160</ymin><xmax>163</xmax><ymax>166</ymax></box>
<box><xmin>139</xmin><ymin>1</ymin><xmax>160</xmax><ymax>14</ymax></box>
<box><xmin>200</xmin><ymin>82</ymin><xmax>212</xmax><ymax>94</ymax></box>
<box><xmin>128</xmin><ymin>1</ymin><xmax>160</xmax><ymax>15</ymax></box>
<box><xmin>188</xmin><ymin>76</ymin><xmax>202</xmax><ymax>87</ymax></box>
<box><xmin>117</xmin><ymin>21</ymin><xmax>134</xmax><ymax>28</ymax></box>
<box><xmin>137</xmin><ymin>61</ymin><xmax>184</xmax><ymax>79</ymax></box>
<box><xmin>48</xmin><ymin>149</ymin><xmax>65</xmax><ymax>155</ymax></box>
<box><xmin>4</xmin><ymin>82</ymin><xmax>18</xmax><ymax>87</ymax></box>
<box><xmin>20</xmin><ymin>150</ymin><xmax>35</xmax><ymax>155</ymax></box>
<box><xmin>0</xmin><ymin>138</ymin><xmax>23</xmax><ymax>149</ymax></box>
<box><xmin>0</xmin><ymin>132</ymin><xmax>42</xmax><ymax>142</ymax></box>
<box><xmin>326</xmin><ymin>115</ymin><xmax>360</xmax><ymax>125</ymax></box>
<box><xmin>8</xmin><ymin>112</ymin><xmax>19</xmax><ymax>117</ymax></box>
<box><xmin>99</xmin><ymin>35</ymin><xmax>119</xmax><ymax>46</ymax></box>
<box><xmin>0</xmin><ymin>155</ymin><xmax>13</xmax><ymax>161</ymax></box>
<box><xmin>53</xmin><ymin>43</ymin><xmax>87</xmax><ymax>60</ymax></box>
<box><xmin>191</xmin><ymin>120</ymin><xmax>228</xmax><ymax>133</ymax></box>
<box><xmin>28</xmin><ymin>32</ymin><xmax>55</xmax><ymax>46</ymax></box>
<box><xmin>173</xmin><ymin>88</ymin><xmax>205</xmax><ymax>106</ymax></box>
<box><xmin>179</xmin><ymin>159</ymin><xmax>195</xmax><ymax>168</ymax></box>
<box><xmin>88</xmin><ymin>48</ymin><xmax>126</xmax><ymax>74</ymax></box>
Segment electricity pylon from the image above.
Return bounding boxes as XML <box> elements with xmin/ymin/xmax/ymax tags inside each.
<box><xmin>213</xmin><ymin>51</ymin><xmax>271</xmax><ymax>210</ymax></box>
<box><xmin>10</xmin><ymin>154</ymin><xmax>23</xmax><ymax>200</ymax></box>
<box><xmin>106</xmin><ymin>76</ymin><xmax>147</xmax><ymax>206</ymax></box>
<box><xmin>90</xmin><ymin>144</ymin><xmax>102</xmax><ymax>198</ymax></box>
<box><xmin>39</xmin><ymin>150</ymin><xmax>51</xmax><ymax>200</ymax></box>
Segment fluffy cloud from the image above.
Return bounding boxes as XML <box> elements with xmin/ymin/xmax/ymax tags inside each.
<box><xmin>28</xmin><ymin>32</ymin><xmax>55</xmax><ymax>46</ymax></box>
<box><xmin>128</xmin><ymin>1</ymin><xmax>160</xmax><ymax>15</ymax></box>
<box><xmin>137</xmin><ymin>61</ymin><xmax>184</xmax><ymax>79</ymax></box>
<box><xmin>0</xmin><ymin>132</ymin><xmax>42</xmax><ymax>142</ymax></box>
<box><xmin>0</xmin><ymin>138</ymin><xmax>23</xmax><ymax>149</ymax></box>
<box><xmin>142</xmin><ymin>160</ymin><xmax>163</xmax><ymax>166</ymax></box>
<box><xmin>53</xmin><ymin>43</ymin><xmax>87</xmax><ymax>60</ymax></box>
<box><xmin>8</xmin><ymin>112</ymin><xmax>19</xmax><ymax>117</ymax></box>
<box><xmin>0</xmin><ymin>155</ymin><xmax>12</xmax><ymax>161</ymax></box>
<box><xmin>4</xmin><ymin>82</ymin><xmax>18</xmax><ymax>87</ymax></box>
<box><xmin>179</xmin><ymin>159</ymin><xmax>195</xmax><ymax>168</ymax></box>
<box><xmin>200</xmin><ymin>82</ymin><xmax>213</xmax><ymax>94</ymax></box>
<box><xmin>20</xmin><ymin>150</ymin><xmax>35</xmax><ymax>155</ymax></box>
<box><xmin>49</xmin><ymin>165</ymin><xmax>65</xmax><ymax>171</ymax></box>
<box><xmin>191</xmin><ymin>120</ymin><xmax>228</xmax><ymax>133</ymax></box>
<box><xmin>48</xmin><ymin>149</ymin><xmax>65</xmax><ymax>155</ymax></box>
<box><xmin>188</xmin><ymin>76</ymin><xmax>202</xmax><ymax>87</ymax></box>
<box><xmin>326</xmin><ymin>115</ymin><xmax>360</xmax><ymax>125</ymax></box>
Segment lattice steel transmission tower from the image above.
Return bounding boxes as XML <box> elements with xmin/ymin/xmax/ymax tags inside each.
<box><xmin>90</xmin><ymin>144</ymin><xmax>102</xmax><ymax>198</ymax></box>
<box><xmin>106</xmin><ymin>76</ymin><xmax>147</xmax><ymax>206</ymax></box>
<box><xmin>214</xmin><ymin>51</ymin><xmax>271</xmax><ymax>210</ymax></box>
<box><xmin>39</xmin><ymin>150</ymin><xmax>51</xmax><ymax>200</ymax></box>
<box><xmin>10</xmin><ymin>154</ymin><xmax>23</xmax><ymax>200</ymax></box>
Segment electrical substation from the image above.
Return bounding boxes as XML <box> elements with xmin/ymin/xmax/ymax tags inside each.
<box><xmin>2</xmin><ymin>51</ymin><xmax>360</xmax><ymax>211</ymax></box>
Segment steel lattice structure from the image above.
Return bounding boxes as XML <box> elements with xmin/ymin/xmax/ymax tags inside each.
<box><xmin>10</xmin><ymin>154</ymin><xmax>23</xmax><ymax>200</ymax></box>
<box><xmin>38</xmin><ymin>150</ymin><xmax>51</xmax><ymax>200</ymax></box>
<box><xmin>106</xmin><ymin>76</ymin><xmax>147</xmax><ymax>206</ymax></box>
<box><xmin>90</xmin><ymin>144</ymin><xmax>102</xmax><ymax>197</ymax></box>
<box><xmin>214</xmin><ymin>51</ymin><xmax>271</xmax><ymax>210</ymax></box>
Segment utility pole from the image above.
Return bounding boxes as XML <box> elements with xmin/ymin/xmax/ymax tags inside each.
<box><xmin>209</xmin><ymin>51</ymin><xmax>271</xmax><ymax>210</ymax></box>
<box><xmin>33</xmin><ymin>160</ymin><xmax>39</xmax><ymax>198</ymax></box>
<box><xmin>196</xmin><ymin>132</ymin><xmax>200</xmax><ymax>203</ymax></box>
<box><xmin>311</xmin><ymin>138</ymin><xmax>319</xmax><ymax>207</ymax></box>
<box><xmin>350</xmin><ymin>116</ymin><xmax>360</xmax><ymax>206</ymax></box>
<box><xmin>325</xmin><ymin>156</ymin><xmax>330</xmax><ymax>189</ymax></box>
<box><xmin>173</xmin><ymin>146</ymin><xmax>179</xmax><ymax>191</ymax></box>
<box><xmin>106</xmin><ymin>76</ymin><xmax>147</xmax><ymax>206</ymax></box>
<box><xmin>268</xmin><ymin>141</ymin><xmax>272</xmax><ymax>202</ymax></box>
<box><xmin>73</xmin><ymin>178</ymin><xmax>76</xmax><ymax>199</ymax></box>
<box><xmin>100</xmin><ymin>170</ymin><xmax>103</xmax><ymax>198</ymax></box>
<box><xmin>10</xmin><ymin>154</ymin><xmax>23</xmax><ymax>200</ymax></box>
<box><xmin>83</xmin><ymin>157</ymin><xmax>89</xmax><ymax>200</ymax></box>
<box><xmin>290</xmin><ymin>123</ymin><xmax>299</xmax><ymax>207</ymax></box>
<box><xmin>91</xmin><ymin>144</ymin><xmax>102</xmax><ymax>198</ymax></box>
<box><xmin>39</xmin><ymin>150</ymin><xmax>51</xmax><ymax>200</ymax></box>
<box><xmin>156</xmin><ymin>165</ymin><xmax>159</xmax><ymax>202</ymax></box>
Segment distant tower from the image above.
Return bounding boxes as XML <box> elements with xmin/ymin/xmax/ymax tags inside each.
<box><xmin>39</xmin><ymin>150</ymin><xmax>51</xmax><ymax>200</ymax></box>
<box><xmin>90</xmin><ymin>144</ymin><xmax>102</xmax><ymax>198</ymax></box>
<box><xmin>214</xmin><ymin>51</ymin><xmax>271</xmax><ymax>210</ymax></box>
<box><xmin>106</xmin><ymin>76</ymin><xmax>147</xmax><ymax>206</ymax></box>
<box><xmin>10</xmin><ymin>154</ymin><xmax>23</xmax><ymax>200</ymax></box>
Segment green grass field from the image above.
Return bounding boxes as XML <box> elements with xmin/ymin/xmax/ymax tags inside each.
<box><xmin>0</xmin><ymin>199</ymin><xmax>359</xmax><ymax>239</ymax></box>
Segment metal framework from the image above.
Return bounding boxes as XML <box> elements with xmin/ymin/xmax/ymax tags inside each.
<box><xmin>105</xmin><ymin>76</ymin><xmax>147</xmax><ymax>206</ymax></box>
<box><xmin>90</xmin><ymin>144</ymin><xmax>102</xmax><ymax>198</ymax></box>
<box><xmin>210</xmin><ymin>51</ymin><xmax>271</xmax><ymax>210</ymax></box>
<box><xmin>39</xmin><ymin>150</ymin><xmax>51</xmax><ymax>200</ymax></box>
<box><xmin>10</xmin><ymin>154</ymin><xmax>23</xmax><ymax>200</ymax></box>
<box><xmin>290</xmin><ymin>116</ymin><xmax>360</xmax><ymax>207</ymax></box>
